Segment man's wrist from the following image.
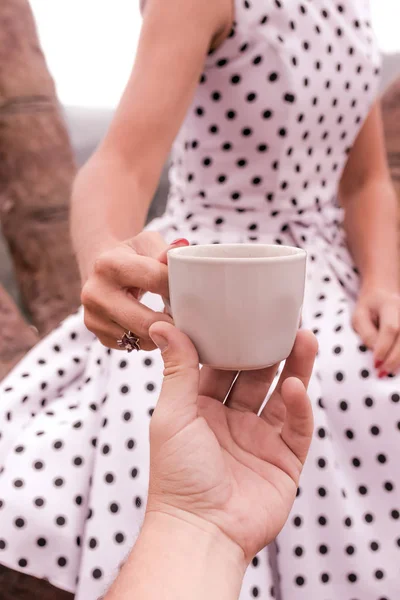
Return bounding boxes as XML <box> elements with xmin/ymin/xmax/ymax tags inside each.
<box><xmin>106</xmin><ymin>509</ymin><xmax>246</xmax><ymax>600</ymax></box>
<box><xmin>143</xmin><ymin>508</ymin><xmax>247</xmax><ymax>572</ymax></box>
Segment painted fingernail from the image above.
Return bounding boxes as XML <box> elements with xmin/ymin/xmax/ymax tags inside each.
<box><xmin>171</xmin><ymin>238</ymin><xmax>190</xmax><ymax>246</ymax></box>
<box><xmin>378</xmin><ymin>370</ymin><xmax>388</xmax><ymax>379</ymax></box>
<box><xmin>374</xmin><ymin>360</ymin><xmax>383</xmax><ymax>369</ymax></box>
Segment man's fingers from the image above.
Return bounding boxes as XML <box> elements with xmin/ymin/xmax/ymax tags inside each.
<box><xmin>274</xmin><ymin>330</ymin><xmax>318</xmax><ymax>394</ymax></box>
<box><xmin>199</xmin><ymin>368</ymin><xmax>238</xmax><ymax>403</ymax></box>
<box><xmin>280</xmin><ymin>377</ymin><xmax>314</xmax><ymax>465</ymax></box>
<box><xmin>261</xmin><ymin>330</ymin><xmax>317</xmax><ymax>426</ymax></box>
<box><xmin>149</xmin><ymin>322</ymin><xmax>200</xmax><ymax>434</ymax></box>
<box><xmin>225</xmin><ymin>366</ymin><xmax>279</xmax><ymax>413</ymax></box>
<box><xmin>352</xmin><ymin>305</ymin><xmax>378</xmax><ymax>350</ymax></box>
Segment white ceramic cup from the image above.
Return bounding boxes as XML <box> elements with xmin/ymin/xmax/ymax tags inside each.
<box><xmin>167</xmin><ymin>244</ymin><xmax>306</xmax><ymax>370</ymax></box>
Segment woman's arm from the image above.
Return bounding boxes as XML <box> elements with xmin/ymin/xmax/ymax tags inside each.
<box><xmin>71</xmin><ymin>0</ymin><xmax>233</xmax><ymax>280</ymax></box>
<box><xmin>340</xmin><ymin>102</ymin><xmax>399</xmax><ymax>291</ymax></box>
<box><xmin>339</xmin><ymin>101</ymin><xmax>400</xmax><ymax>374</ymax></box>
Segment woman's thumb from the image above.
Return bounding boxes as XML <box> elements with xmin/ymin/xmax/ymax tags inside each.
<box><xmin>149</xmin><ymin>322</ymin><xmax>200</xmax><ymax>418</ymax></box>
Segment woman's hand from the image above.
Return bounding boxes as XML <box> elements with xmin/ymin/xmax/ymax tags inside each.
<box><xmin>146</xmin><ymin>322</ymin><xmax>318</xmax><ymax>564</ymax></box>
<box><xmin>352</xmin><ymin>285</ymin><xmax>400</xmax><ymax>376</ymax></box>
<box><xmin>81</xmin><ymin>232</ymin><xmax>187</xmax><ymax>350</ymax></box>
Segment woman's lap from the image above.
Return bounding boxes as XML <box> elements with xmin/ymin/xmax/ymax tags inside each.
<box><xmin>0</xmin><ymin>265</ymin><xmax>399</xmax><ymax>599</ymax></box>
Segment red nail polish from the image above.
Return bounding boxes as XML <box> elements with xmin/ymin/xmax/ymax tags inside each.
<box><xmin>375</xmin><ymin>360</ymin><xmax>383</xmax><ymax>369</ymax></box>
<box><xmin>378</xmin><ymin>370</ymin><xmax>388</xmax><ymax>379</ymax></box>
<box><xmin>171</xmin><ymin>238</ymin><xmax>190</xmax><ymax>246</ymax></box>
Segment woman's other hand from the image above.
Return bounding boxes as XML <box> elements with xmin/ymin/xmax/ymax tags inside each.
<box><xmin>81</xmin><ymin>233</ymin><xmax>187</xmax><ymax>350</ymax></box>
<box><xmin>352</xmin><ymin>285</ymin><xmax>400</xmax><ymax>377</ymax></box>
<box><xmin>146</xmin><ymin>322</ymin><xmax>318</xmax><ymax>564</ymax></box>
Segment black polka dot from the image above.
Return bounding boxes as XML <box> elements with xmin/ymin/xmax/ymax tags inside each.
<box><xmin>89</xmin><ymin>537</ymin><xmax>98</xmax><ymax>549</ymax></box>
<box><xmin>370</xmin><ymin>540</ymin><xmax>379</xmax><ymax>551</ymax></box>
<box><xmin>123</xmin><ymin>411</ymin><xmax>132</xmax><ymax>422</ymax></box>
<box><xmin>15</xmin><ymin>517</ymin><xmax>25</xmax><ymax>528</ymax></box>
<box><xmin>92</xmin><ymin>568</ymin><xmax>103</xmax><ymax>580</ymax></box>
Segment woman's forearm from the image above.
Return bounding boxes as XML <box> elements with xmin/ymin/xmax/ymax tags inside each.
<box><xmin>343</xmin><ymin>177</ymin><xmax>400</xmax><ymax>291</ymax></box>
<box><xmin>105</xmin><ymin>512</ymin><xmax>245</xmax><ymax>600</ymax></box>
<box><xmin>70</xmin><ymin>149</ymin><xmax>153</xmax><ymax>281</ymax></box>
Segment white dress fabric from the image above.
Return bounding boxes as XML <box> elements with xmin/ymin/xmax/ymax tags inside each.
<box><xmin>1</xmin><ymin>2</ymin><xmax>399</xmax><ymax>599</ymax></box>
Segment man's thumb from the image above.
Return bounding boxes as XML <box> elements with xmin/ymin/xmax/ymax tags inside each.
<box><xmin>149</xmin><ymin>322</ymin><xmax>200</xmax><ymax>418</ymax></box>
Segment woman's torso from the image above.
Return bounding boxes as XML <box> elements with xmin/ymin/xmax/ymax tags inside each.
<box><xmin>161</xmin><ymin>0</ymin><xmax>381</xmax><ymax>242</ymax></box>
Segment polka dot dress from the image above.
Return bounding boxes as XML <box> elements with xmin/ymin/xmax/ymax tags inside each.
<box><xmin>1</xmin><ymin>2</ymin><xmax>399</xmax><ymax>599</ymax></box>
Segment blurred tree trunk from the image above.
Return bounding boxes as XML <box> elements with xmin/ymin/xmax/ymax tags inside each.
<box><xmin>0</xmin><ymin>0</ymin><xmax>80</xmax><ymax>376</ymax></box>
<box><xmin>0</xmin><ymin>285</ymin><xmax>38</xmax><ymax>379</ymax></box>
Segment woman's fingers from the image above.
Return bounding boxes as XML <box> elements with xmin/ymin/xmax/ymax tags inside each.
<box><xmin>158</xmin><ymin>238</ymin><xmax>190</xmax><ymax>266</ymax></box>
<box><xmin>374</xmin><ymin>300</ymin><xmax>400</xmax><ymax>375</ymax></box>
<box><xmin>261</xmin><ymin>330</ymin><xmax>318</xmax><ymax>427</ymax></box>
<box><xmin>83</xmin><ymin>282</ymin><xmax>172</xmax><ymax>350</ymax></box>
<box><xmin>280</xmin><ymin>377</ymin><xmax>314</xmax><ymax>466</ymax></box>
<box><xmin>381</xmin><ymin>338</ymin><xmax>400</xmax><ymax>375</ymax></box>
<box><xmin>92</xmin><ymin>249</ymin><xmax>170</xmax><ymax>298</ymax></box>
<box><xmin>109</xmin><ymin>296</ymin><xmax>172</xmax><ymax>349</ymax></box>
<box><xmin>83</xmin><ymin>311</ymin><xmax>125</xmax><ymax>350</ymax></box>
<box><xmin>351</xmin><ymin>305</ymin><xmax>379</xmax><ymax>350</ymax></box>
<box><xmin>131</xmin><ymin>231</ymin><xmax>170</xmax><ymax>259</ymax></box>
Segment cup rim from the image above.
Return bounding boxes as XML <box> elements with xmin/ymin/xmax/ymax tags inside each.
<box><xmin>168</xmin><ymin>243</ymin><xmax>307</xmax><ymax>264</ymax></box>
